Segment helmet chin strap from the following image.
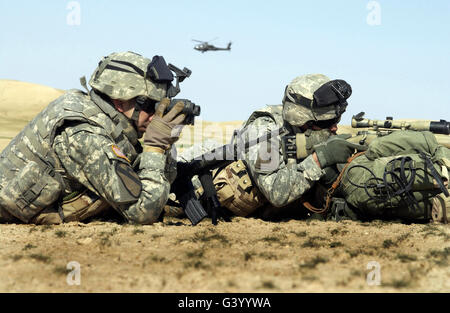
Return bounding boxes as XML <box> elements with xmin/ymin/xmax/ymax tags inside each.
<box><xmin>129</xmin><ymin>101</ymin><xmax>142</xmax><ymax>132</ymax></box>
<box><xmin>290</xmin><ymin>124</ymin><xmax>303</xmax><ymax>134</ymax></box>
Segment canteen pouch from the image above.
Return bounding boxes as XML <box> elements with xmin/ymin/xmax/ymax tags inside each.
<box><xmin>0</xmin><ymin>161</ymin><xmax>62</xmax><ymax>223</ymax></box>
<box><xmin>214</xmin><ymin>160</ymin><xmax>267</xmax><ymax>216</ymax></box>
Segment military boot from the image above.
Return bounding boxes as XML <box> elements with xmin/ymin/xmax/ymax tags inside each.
<box><xmin>431</xmin><ymin>193</ymin><xmax>450</xmax><ymax>224</ymax></box>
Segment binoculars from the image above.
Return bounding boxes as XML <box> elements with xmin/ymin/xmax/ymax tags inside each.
<box><xmin>158</xmin><ymin>98</ymin><xmax>201</xmax><ymax>125</ymax></box>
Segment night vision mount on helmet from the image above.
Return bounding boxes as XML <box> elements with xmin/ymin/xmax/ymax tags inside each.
<box><xmin>88</xmin><ymin>51</ymin><xmax>199</xmax><ymax>125</ymax></box>
<box><xmin>89</xmin><ymin>52</ymin><xmax>170</xmax><ymax>101</ymax></box>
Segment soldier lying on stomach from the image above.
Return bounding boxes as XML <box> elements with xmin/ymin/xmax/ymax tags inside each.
<box><xmin>0</xmin><ymin>51</ymin><xmax>190</xmax><ymax>225</ymax></box>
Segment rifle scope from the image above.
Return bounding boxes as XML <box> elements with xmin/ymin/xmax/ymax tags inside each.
<box><xmin>351</xmin><ymin>112</ymin><xmax>450</xmax><ymax>135</ymax></box>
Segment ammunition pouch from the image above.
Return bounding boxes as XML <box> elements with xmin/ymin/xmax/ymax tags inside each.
<box><xmin>0</xmin><ymin>161</ymin><xmax>62</xmax><ymax>223</ymax></box>
<box><xmin>28</xmin><ymin>189</ymin><xmax>111</xmax><ymax>224</ymax></box>
<box><xmin>30</xmin><ymin>207</ymin><xmax>64</xmax><ymax>225</ymax></box>
<box><xmin>213</xmin><ymin>160</ymin><xmax>267</xmax><ymax>216</ymax></box>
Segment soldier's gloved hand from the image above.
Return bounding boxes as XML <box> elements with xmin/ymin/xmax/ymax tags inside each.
<box><xmin>295</xmin><ymin>129</ymin><xmax>333</xmax><ymax>159</ymax></box>
<box><xmin>313</xmin><ymin>134</ymin><xmax>367</xmax><ymax>168</ymax></box>
<box><xmin>143</xmin><ymin>98</ymin><xmax>186</xmax><ymax>153</ymax></box>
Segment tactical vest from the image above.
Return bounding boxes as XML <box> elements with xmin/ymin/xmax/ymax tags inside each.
<box><xmin>214</xmin><ymin>105</ymin><xmax>334</xmax><ymax>217</ymax></box>
<box><xmin>213</xmin><ymin>105</ymin><xmax>286</xmax><ymax>216</ymax></box>
<box><xmin>242</xmin><ymin>105</ymin><xmax>285</xmax><ymax>129</ymax></box>
<box><xmin>0</xmin><ymin>89</ymin><xmax>142</xmax><ymax>223</ymax></box>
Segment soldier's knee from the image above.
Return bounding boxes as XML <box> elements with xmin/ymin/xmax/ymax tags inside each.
<box><xmin>267</xmin><ymin>196</ymin><xmax>288</xmax><ymax>208</ymax></box>
<box><xmin>125</xmin><ymin>208</ymin><xmax>162</xmax><ymax>225</ymax></box>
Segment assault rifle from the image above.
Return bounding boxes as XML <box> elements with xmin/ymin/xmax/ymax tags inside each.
<box><xmin>171</xmin><ymin>144</ymin><xmax>236</xmax><ymax>226</ymax></box>
<box><xmin>171</xmin><ymin>127</ymin><xmax>287</xmax><ymax>225</ymax></box>
<box><xmin>349</xmin><ymin>112</ymin><xmax>450</xmax><ymax>148</ymax></box>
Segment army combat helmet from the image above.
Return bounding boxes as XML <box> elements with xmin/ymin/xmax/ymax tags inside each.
<box><xmin>282</xmin><ymin>74</ymin><xmax>352</xmax><ymax>127</ymax></box>
<box><xmin>89</xmin><ymin>51</ymin><xmax>173</xmax><ymax>102</ymax></box>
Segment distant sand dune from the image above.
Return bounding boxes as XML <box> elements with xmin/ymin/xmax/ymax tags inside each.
<box><xmin>0</xmin><ymin>80</ymin><xmax>65</xmax><ymax>150</ymax></box>
<box><xmin>0</xmin><ymin>80</ymin><xmax>64</xmax><ymax>121</ymax></box>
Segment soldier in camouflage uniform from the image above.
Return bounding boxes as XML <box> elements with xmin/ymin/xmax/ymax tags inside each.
<box><xmin>0</xmin><ymin>51</ymin><xmax>188</xmax><ymax>225</ymax></box>
<box><xmin>179</xmin><ymin>74</ymin><xmax>366</xmax><ymax>220</ymax></box>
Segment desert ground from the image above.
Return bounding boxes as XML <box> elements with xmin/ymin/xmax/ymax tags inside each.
<box><xmin>0</xmin><ymin>80</ymin><xmax>448</xmax><ymax>293</ymax></box>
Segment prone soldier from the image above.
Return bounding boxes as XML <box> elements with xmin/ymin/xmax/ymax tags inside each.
<box><xmin>0</xmin><ymin>51</ymin><xmax>193</xmax><ymax>225</ymax></box>
<box><xmin>176</xmin><ymin>74</ymin><xmax>367</xmax><ymax>221</ymax></box>
<box><xmin>175</xmin><ymin>74</ymin><xmax>450</xmax><ymax>225</ymax></box>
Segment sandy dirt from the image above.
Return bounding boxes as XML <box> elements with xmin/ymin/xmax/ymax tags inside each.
<box><xmin>0</xmin><ymin>81</ymin><xmax>448</xmax><ymax>293</ymax></box>
<box><xmin>0</xmin><ymin>217</ymin><xmax>448</xmax><ymax>292</ymax></box>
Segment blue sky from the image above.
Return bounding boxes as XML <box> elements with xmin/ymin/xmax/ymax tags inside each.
<box><xmin>0</xmin><ymin>0</ymin><xmax>449</xmax><ymax>124</ymax></box>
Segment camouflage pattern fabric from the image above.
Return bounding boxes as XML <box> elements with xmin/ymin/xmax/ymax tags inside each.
<box><xmin>54</xmin><ymin>127</ymin><xmax>174</xmax><ymax>224</ymax></box>
<box><xmin>0</xmin><ymin>160</ymin><xmax>61</xmax><ymax>222</ymax></box>
<box><xmin>178</xmin><ymin>105</ymin><xmax>326</xmax><ymax>218</ymax></box>
<box><xmin>282</xmin><ymin>74</ymin><xmax>346</xmax><ymax>126</ymax></box>
<box><xmin>0</xmin><ymin>89</ymin><xmax>176</xmax><ymax>224</ymax></box>
<box><xmin>242</xmin><ymin>105</ymin><xmax>324</xmax><ymax>209</ymax></box>
<box><xmin>89</xmin><ymin>51</ymin><xmax>168</xmax><ymax>101</ymax></box>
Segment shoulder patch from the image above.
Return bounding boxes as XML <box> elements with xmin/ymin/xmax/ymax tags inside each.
<box><xmin>115</xmin><ymin>163</ymin><xmax>142</xmax><ymax>199</ymax></box>
<box><xmin>112</xmin><ymin>145</ymin><xmax>131</xmax><ymax>163</ymax></box>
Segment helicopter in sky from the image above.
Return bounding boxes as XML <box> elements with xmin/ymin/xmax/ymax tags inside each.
<box><xmin>192</xmin><ymin>38</ymin><xmax>232</xmax><ymax>53</ymax></box>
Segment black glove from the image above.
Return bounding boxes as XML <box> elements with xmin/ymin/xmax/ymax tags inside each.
<box><xmin>313</xmin><ymin>134</ymin><xmax>367</xmax><ymax>168</ymax></box>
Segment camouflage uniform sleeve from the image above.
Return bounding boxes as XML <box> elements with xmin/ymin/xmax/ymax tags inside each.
<box><xmin>244</xmin><ymin>117</ymin><xmax>324</xmax><ymax>207</ymax></box>
<box><xmin>53</xmin><ymin>123</ymin><xmax>171</xmax><ymax>224</ymax></box>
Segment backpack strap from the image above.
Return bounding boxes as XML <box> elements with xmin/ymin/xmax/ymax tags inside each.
<box><xmin>302</xmin><ymin>151</ymin><xmax>366</xmax><ymax>215</ymax></box>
